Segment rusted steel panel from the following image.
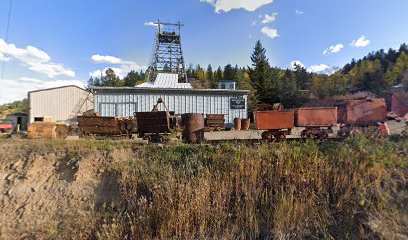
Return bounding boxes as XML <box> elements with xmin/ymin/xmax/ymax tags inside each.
<box><xmin>295</xmin><ymin>107</ymin><xmax>337</xmax><ymax>127</ymax></box>
<box><xmin>337</xmin><ymin>98</ymin><xmax>387</xmax><ymax>125</ymax></box>
<box><xmin>78</xmin><ymin>116</ymin><xmax>122</xmax><ymax>135</ymax></box>
<box><xmin>254</xmin><ymin>110</ymin><xmax>295</xmax><ymax>130</ymax></box>
<box><xmin>182</xmin><ymin>113</ymin><xmax>204</xmax><ymax>143</ymax></box>
<box><xmin>391</xmin><ymin>92</ymin><xmax>408</xmax><ymax>117</ymax></box>
<box><xmin>135</xmin><ymin>111</ymin><xmax>170</xmax><ymax>134</ymax></box>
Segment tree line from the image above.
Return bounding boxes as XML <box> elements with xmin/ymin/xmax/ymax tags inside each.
<box><xmin>88</xmin><ymin>41</ymin><xmax>408</xmax><ymax>113</ymax></box>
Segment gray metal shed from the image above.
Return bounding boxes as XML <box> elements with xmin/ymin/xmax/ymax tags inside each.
<box><xmin>28</xmin><ymin>85</ymin><xmax>94</xmax><ymax>124</ymax></box>
<box><xmin>90</xmin><ymin>87</ymin><xmax>249</xmax><ymax>126</ymax></box>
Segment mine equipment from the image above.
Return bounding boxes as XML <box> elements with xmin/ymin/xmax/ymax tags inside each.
<box><xmin>337</xmin><ymin>98</ymin><xmax>387</xmax><ymax>137</ymax></box>
<box><xmin>135</xmin><ymin>98</ymin><xmax>174</xmax><ymax>143</ymax></box>
<box><xmin>181</xmin><ymin>113</ymin><xmax>204</xmax><ymax>144</ymax></box>
<box><xmin>146</xmin><ymin>20</ymin><xmax>188</xmax><ymax>83</ymax></box>
<box><xmin>254</xmin><ymin>110</ymin><xmax>295</xmax><ymax>140</ymax></box>
<box><xmin>77</xmin><ymin>116</ymin><xmax>135</xmax><ymax>138</ymax></box>
<box><xmin>296</xmin><ymin>107</ymin><xmax>337</xmax><ymax>139</ymax></box>
<box><xmin>204</xmin><ymin>114</ymin><xmax>225</xmax><ymax>131</ymax></box>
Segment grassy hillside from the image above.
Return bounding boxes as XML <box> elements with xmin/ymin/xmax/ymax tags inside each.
<box><xmin>0</xmin><ymin>99</ymin><xmax>28</xmax><ymax>119</ymax></box>
<box><xmin>0</xmin><ymin>137</ymin><xmax>407</xmax><ymax>239</ymax></box>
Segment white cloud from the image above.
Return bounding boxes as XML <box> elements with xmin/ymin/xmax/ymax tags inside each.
<box><xmin>290</xmin><ymin>60</ymin><xmax>305</xmax><ymax>70</ymax></box>
<box><xmin>295</xmin><ymin>9</ymin><xmax>304</xmax><ymax>15</ymax></box>
<box><xmin>249</xmin><ymin>34</ymin><xmax>252</xmax><ymax>39</ymax></box>
<box><xmin>261</xmin><ymin>26</ymin><xmax>279</xmax><ymax>39</ymax></box>
<box><xmin>0</xmin><ymin>78</ymin><xmax>84</xmax><ymax>104</ymax></box>
<box><xmin>144</xmin><ymin>21</ymin><xmax>159</xmax><ymax>27</ymax></box>
<box><xmin>351</xmin><ymin>35</ymin><xmax>370</xmax><ymax>47</ymax></box>
<box><xmin>262</xmin><ymin>13</ymin><xmax>278</xmax><ymax>24</ymax></box>
<box><xmin>307</xmin><ymin>64</ymin><xmax>329</xmax><ymax>73</ymax></box>
<box><xmin>0</xmin><ymin>52</ymin><xmax>10</xmax><ymax>62</ymax></box>
<box><xmin>201</xmin><ymin>0</ymin><xmax>274</xmax><ymax>13</ymax></box>
<box><xmin>252</xmin><ymin>21</ymin><xmax>257</xmax><ymax>27</ymax></box>
<box><xmin>0</xmin><ymin>39</ymin><xmax>75</xmax><ymax>78</ymax></box>
<box><xmin>28</xmin><ymin>62</ymin><xmax>75</xmax><ymax>78</ymax></box>
<box><xmin>323</xmin><ymin>43</ymin><xmax>344</xmax><ymax>55</ymax></box>
<box><xmin>89</xmin><ymin>54</ymin><xmax>146</xmax><ymax>79</ymax></box>
<box><xmin>91</xmin><ymin>54</ymin><xmax>122</xmax><ymax>64</ymax></box>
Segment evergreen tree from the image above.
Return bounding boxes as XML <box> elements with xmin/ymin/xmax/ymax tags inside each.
<box><xmin>223</xmin><ymin>64</ymin><xmax>235</xmax><ymax>80</ymax></box>
<box><xmin>124</xmin><ymin>70</ymin><xmax>142</xmax><ymax>87</ymax></box>
<box><xmin>102</xmin><ymin>68</ymin><xmax>122</xmax><ymax>87</ymax></box>
<box><xmin>250</xmin><ymin>40</ymin><xmax>271</xmax><ymax>102</ymax></box>
<box><xmin>206</xmin><ymin>64</ymin><xmax>213</xmax><ymax>82</ymax></box>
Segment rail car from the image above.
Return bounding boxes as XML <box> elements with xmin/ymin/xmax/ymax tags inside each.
<box><xmin>255</xmin><ymin>98</ymin><xmax>388</xmax><ymax>140</ymax></box>
<box><xmin>255</xmin><ymin>107</ymin><xmax>338</xmax><ymax>140</ymax></box>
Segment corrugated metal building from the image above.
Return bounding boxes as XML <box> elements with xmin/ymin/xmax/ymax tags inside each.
<box><xmin>28</xmin><ymin>85</ymin><xmax>94</xmax><ymax>124</ymax></box>
<box><xmin>90</xmin><ymin>87</ymin><xmax>249</xmax><ymax>126</ymax></box>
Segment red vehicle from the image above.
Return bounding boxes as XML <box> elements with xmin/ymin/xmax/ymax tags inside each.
<box><xmin>0</xmin><ymin>119</ymin><xmax>13</xmax><ymax>133</ymax></box>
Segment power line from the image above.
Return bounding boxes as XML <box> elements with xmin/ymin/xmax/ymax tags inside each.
<box><xmin>0</xmin><ymin>0</ymin><xmax>13</xmax><ymax>102</ymax></box>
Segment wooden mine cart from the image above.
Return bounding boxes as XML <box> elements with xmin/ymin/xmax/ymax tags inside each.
<box><xmin>336</xmin><ymin>98</ymin><xmax>387</xmax><ymax>137</ymax></box>
<box><xmin>254</xmin><ymin>110</ymin><xmax>295</xmax><ymax>140</ymax></box>
<box><xmin>295</xmin><ymin>107</ymin><xmax>337</xmax><ymax>139</ymax></box>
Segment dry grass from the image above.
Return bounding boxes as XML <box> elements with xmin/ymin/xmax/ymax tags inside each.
<box><xmin>0</xmin><ymin>137</ymin><xmax>407</xmax><ymax>239</ymax></box>
<box><xmin>96</xmin><ymin>136</ymin><xmax>408</xmax><ymax>239</ymax></box>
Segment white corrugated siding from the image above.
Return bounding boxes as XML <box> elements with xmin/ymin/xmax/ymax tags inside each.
<box><xmin>94</xmin><ymin>90</ymin><xmax>247</xmax><ymax>126</ymax></box>
<box><xmin>29</xmin><ymin>86</ymin><xmax>94</xmax><ymax>123</ymax></box>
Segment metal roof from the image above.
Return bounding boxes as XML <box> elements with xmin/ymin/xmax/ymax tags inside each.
<box><xmin>89</xmin><ymin>86</ymin><xmax>249</xmax><ymax>95</ymax></box>
<box><xmin>135</xmin><ymin>73</ymin><xmax>192</xmax><ymax>89</ymax></box>
<box><xmin>28</xmin><ymin>85</ymin><xmax>86</xmax><ymax>94</ymax></box>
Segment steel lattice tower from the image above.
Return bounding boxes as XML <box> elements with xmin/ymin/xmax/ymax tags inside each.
<box><xmin>146</xmin><ymin>20</ymin><xmax>188</xmax><ymax>83</ymax></box>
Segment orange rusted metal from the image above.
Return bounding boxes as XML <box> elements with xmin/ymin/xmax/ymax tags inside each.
<box><xmin>295</xmin><ymin>107</ymin><xmax>337</xmax><ymax>127</ymax></box>
<box><xmin>254</xmin><ymin>110</ymin><xmax>295</xmax><ymax>130</ymax></box>
<box><xmin>337</xmin><ymin>98</ymin><xmax>387</xmax><ymax>125</ymax></box>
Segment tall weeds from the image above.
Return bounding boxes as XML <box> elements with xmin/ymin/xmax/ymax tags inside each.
<box><xmin>97</xmin><ymin>137</ymin><xmax>408</xmax><ymax>239</ymax></box>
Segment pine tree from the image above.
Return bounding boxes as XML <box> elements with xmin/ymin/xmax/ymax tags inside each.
<box><xmin>250</xmin><ymin>40</ymin><xmax>271</xmax><ymax>102</ymax></box>
<box><xmin>206</xmin><ymin>64</ymin><xmax>213</xmax><ymax>81</ymax></box>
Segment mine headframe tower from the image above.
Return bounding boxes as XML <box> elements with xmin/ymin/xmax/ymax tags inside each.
<box><xmin>146</xmin><ymin>20</ymin><xmax>188</xmax><ymax>83</ymax></box>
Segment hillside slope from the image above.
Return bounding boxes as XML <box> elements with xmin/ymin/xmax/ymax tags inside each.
<box><xmin>0</xmin><ymin>138</ymin><xmax>407</xmax><ymax>239</ymax></box>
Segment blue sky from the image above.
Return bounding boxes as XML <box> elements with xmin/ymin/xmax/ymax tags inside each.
<box><xmin>1</xmin><ymin>0</ymin><xmax>408</xmax><ymax>103</ymax></box>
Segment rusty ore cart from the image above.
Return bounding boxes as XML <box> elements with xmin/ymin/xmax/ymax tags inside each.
<box><xmin>295</xmin><ymin>107</ymin><xmax>337</xmax><ymax>139</ymax></box>
<box><xmin>254</xmin><ymin>110</ymin><xmax>295</xmax><ymax>140</ymax></box>
<box><xmin>135</xmin><ymin>111</ymin><xmax>171</xmax><ymax>143</ymax></box>
<box><xmin>336</xmin><ymin>98</ymin><xmax>387</xmax><ymax>137</ymax></box>
<box><xmin>78</xmin><ymin>116</ymin><xmax>135</xmax><ymax>138</ymax></box>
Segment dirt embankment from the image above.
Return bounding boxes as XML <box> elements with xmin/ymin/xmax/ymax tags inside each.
<box><xmin>0</xmin><ymin>140</ymin><xmax>129</xmax><ymax>239</ymax></box>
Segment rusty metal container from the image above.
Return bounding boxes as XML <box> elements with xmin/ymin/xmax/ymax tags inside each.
<box><xmin>205</xmin><ymin>114</ymin><xmax>225</xmax><ymax>128</ymax></box>
<box><xmin>182</xmin><ymin>113</ymin><xmax>204</xmax><ymax>143</ymax></box>
<box><xmin>337</xmin><ymin>98</ymin><xmax>387</xmax><ymax>125</ymax></box>
<box><xmin>78</xmin><ymin>116</ymin><xmax>122</xmax><ymax>136</ymax></box>
<box><xmin>254</xmin><ymin>110</ymin><xmax>295</xmax><ymax>130</ymax></box>
<box><xmin>234</xmin><ymin>118</ymin><xmax>241</xmax><ymax>130</ymax></box>
<box><xmin>135</xmin><ymin>111</ymin><xmax>170</xmax><ymax>134</ymax></box>
<box><xmin>295</xmin><ymin>107</ymin><xmax>337</xmax><ymax>127</ymax></box>
<box><xmin>241</xmin><ymin>118</ymin><xmax>250</xmax><ymax>130</ymax></box>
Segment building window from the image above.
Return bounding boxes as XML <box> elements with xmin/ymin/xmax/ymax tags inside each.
<box><xmin>221</xmin><ymin>84</ymin><xmax>226</xmax><ymax>89</ymax></box>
